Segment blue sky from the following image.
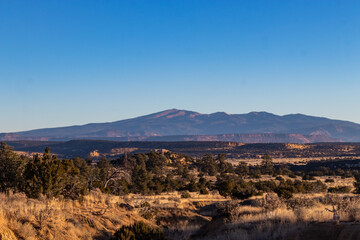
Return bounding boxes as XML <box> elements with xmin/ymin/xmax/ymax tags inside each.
<box><xmin>1</xmin><ymin>0</ymin><xmax>359</xmax><ymax>132</ymax></box>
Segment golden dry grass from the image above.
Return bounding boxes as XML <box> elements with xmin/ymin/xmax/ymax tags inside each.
<box><xmin>227</xmin><ymin>156</ymin><xmax>355</xmax><ymax>166</ymax></box>
<box><xmin>0</xmin><ymin>190</ymin><xmax>148</xmax><ymax>240</ymax></box>
<box><xmin>122</xmin><ymin>191</ymin><xmax>227</xmax><ymax>209</ymax></box>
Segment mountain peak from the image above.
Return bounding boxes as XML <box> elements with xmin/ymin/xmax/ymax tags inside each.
<box><xmin>149</xmin><ymin>109</ymin><xmax>201</xmax><ymax>119</ymax></box>
<box><xmin>248</xmin><ymin>111</ymin><xmax>272</xmax><ymax>115</ymax></box>
<box><xmin>210</xmin><ymin>112</ymin><xmax>231</xmax><ymax>117</ymax></box>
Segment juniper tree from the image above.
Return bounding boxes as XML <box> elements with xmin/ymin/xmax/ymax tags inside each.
<box><xmin>0</xmin><ymin>142</ymin><xmax>25</xmax><ymax>192</ymax></box>
<box><xmin>200</xmin><ymin>153</ymin><xmax>218</xmax><ymax>176</ymax></box>
<box><xmin>131</xmin><ymin>157</ymin><xmax>151</xmax><ymax>194</ymax></box>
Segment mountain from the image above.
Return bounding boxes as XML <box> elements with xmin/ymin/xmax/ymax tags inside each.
<box><xmin>2</xmin><ymin>109</ymin><xmax>360</xmax><ymax>142</ymax></box>
<box><xmin>127</xmin><ymin>133</ymin><xmax>337</xmax><ymax>143</ymax></box>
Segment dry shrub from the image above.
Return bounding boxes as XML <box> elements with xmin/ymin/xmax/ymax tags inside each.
<box><xmin>9</xmin><ymin>220</ymin><xmax>37</xmax><ymax>240</ymax></box>
<box><xmin>341</xmin><ymin>198</ymin><xmax>360</xmax><ymax>221</ymax></box>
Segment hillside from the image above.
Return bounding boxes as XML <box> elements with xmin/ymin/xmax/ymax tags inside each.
<box><xmin>1</xmin><ymin>109</ymin><xmax>360</xmax><ymax>142</ymax></box>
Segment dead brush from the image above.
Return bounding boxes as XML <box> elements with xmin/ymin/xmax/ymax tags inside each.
<box><xmin>322</xmin><ymin>195</ymin><xmax>359</xmax><ymax>221</ymax></box>
<box><xmin>347</xmin><ymin>201</ymin><xmax>360</xmax><ymax>221</ymax></box>
<box><xmin>35</xmin><ymin>208</ymin><xmax>53</xmax><ymax>228</ymax></box>
<box><xmin>286</xmin><ymin>197</ymin><xmax>317</xmax><ymax>211</ymax></box>
<box><xmin>262</xmin><ymin>194</ymin><xmax>284</xmax><ymax>211</ymax></box>
<box><xmin>76</xmin><ymin>214</ymin><xmax>97</xmax><ymax>228</ymax></box>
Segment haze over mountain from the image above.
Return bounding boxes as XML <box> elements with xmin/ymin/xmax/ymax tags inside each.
<box><xmin>1</xmin><ymin>109</ymin><xmax>360</xmax><ymax>143</ymax></box>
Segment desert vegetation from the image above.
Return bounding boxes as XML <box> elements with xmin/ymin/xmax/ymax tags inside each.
<box><xmin>1</xmin><ymin>142</ymin><xmax>360</xmax><ymax>239</ymax></box>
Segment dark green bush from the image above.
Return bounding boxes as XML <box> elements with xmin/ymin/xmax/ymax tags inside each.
<box><xmin>275</xmin><ymin>176</ymin><xmax>285</xmax><ymax>182</ymax></box>
<box><xmin>140</xmin><ymin>201</ymin><xmax>151</xmax><ymax>208</ymax></box>
<box><xmin>181</xmin><ymin>191</ymin><xmax>191</xmax><ymax>198</ymax></box>
<box><xmin>141</xmin><ymin>211</ymin><xmax>153</xmax><ymax>220</ymax></box>
<box><xmin>325</xmin><ymin>178</ymin><xmax>335</xmax><ymax>183</ymax></box>
<box><xmin>328</xmin><ymin>186</ymin><xmax>351</xmax><ymax>193</ymax></box>
<box><xmin>232</xmin><ymin>187</ymin><xmax>262</xmax><ymax>200</ymax></box>
<box><xmin>288</xmin><ymin>173</ymin><xmax>297</xmax><ymax>178</ymax></box>
<box><xmin>113</xmin><ymin>221</ymin><xmax>166</xmax><ymax>240</ymax></box>
<box><xmin>275</xmin><ymin>188</ymin><xmax>293</xmax><ymax>199</ymax></box>
<box><xmin>302</xmin><ymin>175</ymin><xmax>315</xmax><ymax>181</ymax></box>
<box><xmin>200</xmin><ymin>187</ymin><xmax>209</xmax><ymax>195</ymax></box>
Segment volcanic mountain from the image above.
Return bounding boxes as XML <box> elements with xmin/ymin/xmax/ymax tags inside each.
<box><xmin>2</xmin><ymin>109</ymin><xmax>360</xmax><ymax>143</ymax></box>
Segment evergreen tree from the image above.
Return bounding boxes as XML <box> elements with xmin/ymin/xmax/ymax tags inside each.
<box><xmin>132</xmin><ymin>158</ymin><xmax>151</xmax><ymax>194</ymax></box>
<box><xmin>146</xmin><ymin>151</ymin><xmax>166</xmax><ymax>174</ymax></box>
<box><xmin>200</xmin><ymin>154</ymin><xmax>218</xmax><ymax>176</ymax></box>
<box><xmin>217</xmin><ymin>154</ymin><xmax>233</xmax><ymax>173</ymax></box>
<box><xmin>235</xmin><ymin>162</ymin><xmax>249</xmax><ymax>177</ymax></box>
<box><xmin>0</xmin><ymin>142</ymin><xmax>25</xmax><ymax>192</ymax></box>
<box><xmin>260</xmin><ymin>154</ymin><xmax>274</xmax><ymax>175</ymax></box>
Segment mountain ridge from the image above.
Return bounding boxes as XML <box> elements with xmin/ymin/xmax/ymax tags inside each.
<box><xmin>1</xmin><ymin>109</ymin><xmax>360</xmax><ymax>142</ymax></box>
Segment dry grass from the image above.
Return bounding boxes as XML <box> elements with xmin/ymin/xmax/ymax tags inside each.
<box><xmin>318</xmin><ymin>176</ymin><xmax>355</xmax><ymax>189</ymax></box>
<box><xmin>122</xmin><ymin>191</ymin><xmax>228</xmax><ymax>209</ymax></box>
<box><xmin>227</xmin><ymin>156</ymin><xmax>355</xmax><ymax>166</ymax></box>
<box><xmin>0</xmin><ymin>190</ymin><xmax>148</xmax><ymax>240</ymax></box>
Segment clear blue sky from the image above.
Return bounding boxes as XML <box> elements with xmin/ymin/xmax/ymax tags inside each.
<box><xmin>1</xmin><ymin>0</ymin><xmax>359</xmax><ymax>132</ymax></box>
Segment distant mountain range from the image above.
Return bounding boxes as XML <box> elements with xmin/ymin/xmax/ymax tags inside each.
<box><xmin>2</xmin><ymin>109</ymin><xmax>360</xmax><ymax>143</ymax></box>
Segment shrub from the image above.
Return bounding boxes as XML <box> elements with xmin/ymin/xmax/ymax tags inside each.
<box><xmin>325</xmin><ymin>179</ymin><xmax>335</xmax><ymax>183</ymax></box>
<box><xmin>141</xmin><ymin>211</ymin><xmax>153</xmax><ymax>220</ymax></box>
<box><xmin>328</xmin><ymin>186</ymin><xmax>351</xmax><ymax>193</ymax></box>
<box><xmin>181</xmin><ymin>191</ymin><xmax>191</xmax><ymax>198</ymax></box>
<box><xmin>302</xmin><ymin>175</ymin><xmax>315</xmax><ymax>181</ymax></box>
<box><xmin>354</xmin><ymin>180</ymin><xmax>360</xmax><ymax>194</ymax></box>
<box><xmin>288</xmin><ymin>173</ymin><xmax>297</xmax><ymax>179</ymax></box>
<box><xmin>200</xmin><ymin>188</ymin><xmax>209</xmax><ymax>195</ymax></box>
<box><xmin>250</xmin><ymin>173</ymin><xmax>261</xmax><ymax>179</ymax></box>
<box><xmin>275</xmin><ymin>188</ymin><xmax>293</xmax><ymax>199</ymax></box>
<box><xmin>216</xmin><ymin>178</ymin><xmax>235</xmax><ymax>197</ymax></box>
<box><xmin>113</xmin><ymin>221</ymin><xmax>166</xmax><ymax>240</ymax></box>
<box><xmin>255</xmin><ymin>181</ymin><xmax>277</xmax><ymax>192</ymax></box>
<box><xmin>232</xmin><ymin>187</ymin><xmax>262</xmax><ymax>200</ymax></box>
<box><xmin>302</xmin><ymin>180</ymin><xmax>327</xmax><ymax>193</ymax></box>
<box><xmin>275</xmin><ymin>176</ymin><xmax>285</xmax><ymax>182</ymax></box>
<box><xmin>140</xmin><ymin>201</ymin><xmax>151</xmax><ymax>208</ymax></box>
